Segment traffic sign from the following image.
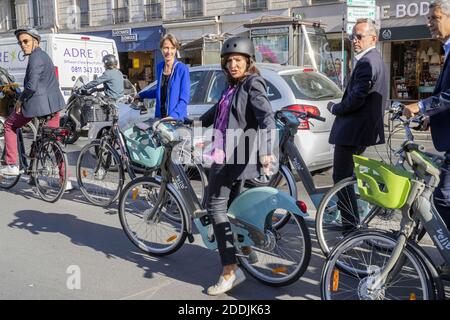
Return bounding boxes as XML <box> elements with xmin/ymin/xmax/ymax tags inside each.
<box><xmin>347</xmin><ymin>0</ymin><xmax>375</xmax><ymax>7</ymax></box>
<box><xmin>347</xmin><ymin>6</ymin><xmax>376</xmax><ymax>23</ymax></box>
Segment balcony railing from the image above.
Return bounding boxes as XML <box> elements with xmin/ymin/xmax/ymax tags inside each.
<box><xmin>244</xmin><ymin>0</ymin><xmax>267</xmax><ymax>12</ymax></box>
<box><xmin>112</xmin><ymin>7</ymin><xmax>129</xmax><ymax>24</ymax></box>
<box><xmin>144</xmin><ymin>3</ymin><xmax>162</xmax><ymax>20</ymax></box>
<box><xmin>183</xmin><ymin>0</ymin><xmax>203</xmax><ymax>18</ymax></box>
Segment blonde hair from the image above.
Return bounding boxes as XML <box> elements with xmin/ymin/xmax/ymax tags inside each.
<box><xmin>160</xmin><ymin>34</ymin><xmax>181</xmax><ymax>50</ymax></box>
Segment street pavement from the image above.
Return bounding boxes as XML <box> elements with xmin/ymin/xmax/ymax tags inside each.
<box><xmin>0</xmin><ymin>136</ymin><xmax>448</xmax><ymax>300</ymax></box>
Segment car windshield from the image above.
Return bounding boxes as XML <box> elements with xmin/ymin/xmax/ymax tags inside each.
<box><xmin>282</xmin><ymin>72</ymin><xmax>342</xmax><ymax>101</ymax></box>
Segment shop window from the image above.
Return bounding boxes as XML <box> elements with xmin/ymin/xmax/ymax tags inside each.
<box><xmin>391</xmin><ymin>40</ymin><xmax>443</xmax><ymax>101</ymax></box>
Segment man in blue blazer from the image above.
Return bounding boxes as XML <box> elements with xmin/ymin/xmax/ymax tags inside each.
<box><xmin>404</xmin><ymin>0</ymin><xmax>450</xmax><ymax>232</ymax></box>
<box><xmin>0</xmin><ymin>27</ymin><xmax>65</xmax><ymax>177</ymax></box>
<box><xmin>327</xmin><ymin>18</ymin><xmax>388</xmax><ymax>231</ymax></box>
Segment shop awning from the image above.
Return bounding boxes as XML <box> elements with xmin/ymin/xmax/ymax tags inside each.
<box><xmin>379</xmin><ymin>25</ymin><xmax>431</xmax><ymax>41</ymax></box>
<box><xmin>79</xmin><ymin>26</ymin><xmax>164</xmax><ymax>52</ymax></box>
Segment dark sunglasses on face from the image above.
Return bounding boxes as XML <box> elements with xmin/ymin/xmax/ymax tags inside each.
<box><xmin>348</xmin><ymin>33</ymin><xmax>369</xmax><ymax>41</ymax></box>
<box><xmin>17</xmin><ymin>39</ymin><xmax>32</xmax><ymax>46</ymax></box>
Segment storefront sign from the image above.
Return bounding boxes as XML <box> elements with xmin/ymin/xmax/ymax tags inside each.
<box><xmin>379</xmin><ymin>25</ymin><xmax>431</xmax><ymax>41</ymax></box>
<box><xmin>346</xmin><ymin>0</ymin><xmax>375</xmax><ymax>7</ymax></box>
<box><xmin>121</xmin><ymin>34</ymin><xmax>138</xmax><ymax>42</ymax></box>
<box><xmin>347</xmin><ymin>7</ymin><xmax>376</xmax><ymax>23</ymax></box>
<box><xmin>379</xmin><ymin>1</ymin><xmax>430</xmax><ymax>20</ymax></box>
<box><xmin>112</xmin><ymin>28</ymin><xmax>132</xmax><ymax>37</ymax></box>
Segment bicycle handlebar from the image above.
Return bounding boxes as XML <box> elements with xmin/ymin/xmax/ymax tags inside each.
<box><xmin>275</xmin><ymin>109</ymin><xmax>326</xmax><ymax>122</ymax></box>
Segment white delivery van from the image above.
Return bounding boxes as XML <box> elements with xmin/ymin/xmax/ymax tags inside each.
<box><xmin>0</xmin><ymin>33</ymin><xmax>119</xmax><ymax>102</ymax></box>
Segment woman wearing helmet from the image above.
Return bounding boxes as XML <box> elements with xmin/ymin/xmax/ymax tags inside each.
<box><xmin>199</xmin><ymin>37</ymin><xmax>277</xmax><ymax>295</ymax></box>
<box><xmin>79</xmin><ymin>54</ymin><xmax>124</xmax><ymax>101</ymax></box>
<box><xmin>135</xmin><ymin>34</ymin><xmax>189</xmax><ymax>120</ymax></box>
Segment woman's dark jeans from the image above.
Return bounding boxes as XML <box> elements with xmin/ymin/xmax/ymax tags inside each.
<box><xmin>206</xmin><ymin>163</ymin><xmax>242</xmax><ymax>267</ymax></box>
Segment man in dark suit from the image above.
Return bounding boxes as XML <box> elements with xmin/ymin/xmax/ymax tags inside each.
<box><xmin>0</xmin><ymin>27</ymin><xmax>65</xmax><ymax>178</ymax></box>
<box><xmin>327</xmin><ymin>18</ymin><xmax>388</xmax><ymax>231</ymax></box>
<box><xmin>404</xmin><ymin>0</ymin><xmax>450</xmax><ymax>232</ymax></box>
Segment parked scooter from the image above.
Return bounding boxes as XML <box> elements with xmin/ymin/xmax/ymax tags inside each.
<box><xmin>61</xmin><ymin>75</ymin><xmax>138</xmax><ymax>144</ymax></box>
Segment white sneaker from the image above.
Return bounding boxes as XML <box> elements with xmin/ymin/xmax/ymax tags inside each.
<box><xmin>65</xmin><ymin>180</ymin><xmax>74</xmax><ymax>192</ymax></box>
<box><xmin>207</xmin><ymin>267</ymin><xmax>246</xmax><ymax>296</ymax></box>
<box><xmin>0</xmin><ymin>165</ymin><xmax>20</xmax><ymax>176</ymax></box>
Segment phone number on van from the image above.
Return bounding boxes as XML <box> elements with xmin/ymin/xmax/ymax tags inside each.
<box><xmin>71</xmin><ymin>66</ymin><xmax>104</xmax><ymax>74</ymax></box>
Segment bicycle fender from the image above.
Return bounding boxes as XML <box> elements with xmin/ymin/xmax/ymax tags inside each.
<box><xmin>228</xmin><ymin>187</ymin><xmax>307</xmax><ymax>232</ymax></box>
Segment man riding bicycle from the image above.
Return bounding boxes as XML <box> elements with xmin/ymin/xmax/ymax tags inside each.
<box><xmin>78</xmin><ymin>54</ymin><xmax>124</xmax><ymax>101</ymax></box>
<box><xmin>0</xmin><ymin>27</ymin><xmax>65</xmax><ymax>177</ymax></box>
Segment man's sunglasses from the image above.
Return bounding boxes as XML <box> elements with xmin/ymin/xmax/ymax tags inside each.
<box><xmin>348</xmin><ymin>33</ymin><xmax>370</xmax><ymax>41</ymax></box>
<box><xmin>17</xmin><ymin>39</ymin><xmax>32</xmax><ymax>45</ymax></box>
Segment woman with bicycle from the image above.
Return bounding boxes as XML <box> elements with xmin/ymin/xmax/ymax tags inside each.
<box><xmin>199</xmin><ymin>37</ymin><xmax>277</xmax><ymax>295</ymax></box>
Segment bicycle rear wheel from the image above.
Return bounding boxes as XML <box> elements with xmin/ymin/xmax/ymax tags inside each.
<box><xmin>118</xmin><ymin>176</ymin><xmax>187</xmax><ymax>256</ymax></box>
<box><xmin>77</xmin><ymin>139</ymin><xmax>124</xmax><ymax>206</ymax></box>
<box><xmin>321</xmin><ymin>231</ymin><xmax>434</xmax><ymax>300</ymax></box>
<box><xmin>33</xmin><ymin>140</ymin><xmax>68</xmax><ymax>203</ymax></box>
<box><xmin>238</xmin><ymin>211</ymin><xmax>311</xmax><ymax>287</ymax></box>
<box><xmin>316</xmin><ymin>177</ymin><xmax>402</xmax><ymax>256</ymax></box>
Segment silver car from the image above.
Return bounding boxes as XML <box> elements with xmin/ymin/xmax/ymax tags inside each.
<box><xmin>88</xmin><ymin>63</ymin><xmax>342</xmax><ymax>172</ymax></box>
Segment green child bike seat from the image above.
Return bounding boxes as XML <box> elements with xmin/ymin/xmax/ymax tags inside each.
<box><xmin>353</xmin><ymin>155</ymin><xmax>413</xmax><ymax>209</ymax></box>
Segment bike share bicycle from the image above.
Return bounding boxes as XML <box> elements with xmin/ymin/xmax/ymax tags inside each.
<box><xmin>118</xmin><ymin>117</ymin><xmax>312</xmax><ymax>286</ymax></box>
<box><xmin>76</xmin><ymin>88</ymin><xmax>208</xmax><ymax>207</ymax></box>
<box><xmin>321</xmin><ymin>103</ymin><xmax>449</xmax><ymax>300</ymax></box>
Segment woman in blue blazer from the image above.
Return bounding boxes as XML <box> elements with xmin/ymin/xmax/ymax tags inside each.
<box><xmin>135</xmin><ymin>34</ymin><xmax>190</xmax><ymax>120</ymax></box>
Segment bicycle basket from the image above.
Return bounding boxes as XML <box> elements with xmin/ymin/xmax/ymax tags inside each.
<box><xmin>81</xmin><ymin>96</ymin><xmax>110</xmax><ymax>123</ymax></box>
<box><xmin>353</xmin><ymin>155</ymin><xmax>413</xmax><ymax>209</ymax></box>
<box><xmin>122</xmin><ymin>124</ymin><xmax>164</xmax><ymax>169</ymax></box>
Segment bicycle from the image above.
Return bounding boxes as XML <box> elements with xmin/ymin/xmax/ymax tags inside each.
<box><xmin>0</xmin><ymin>113</ymin><xmax>69</xmax><ymax>203</ymax></box>
<box><xmin>118</xmin><ymin>118</ymin><xmax>312</xmax><ymax>286</ymax></box>
<box><xmin>314</xmin><ymin>102</ymin><xmax>445</xmax><ymax>257</ymax></box>
<box><xmin>320</xmin><ymin>104</ymin><xmax>449</xmax><ymax>300</ymax></box>
<box><xmin>76</xmin><ymin>90</ymin><xmax>208</xmax><ymax>207</ymax></box>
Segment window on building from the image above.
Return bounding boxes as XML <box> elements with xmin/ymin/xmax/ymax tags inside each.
<box><xmin>15</xmin><ymin>2</ymin><xmax>29</xmax><ymax>28</ymax></box>
<box><xmin>32</xmin><ymin>0</ymin><xmax>42</xmax><ymax>27</ymax></box>
<box><xmin>145</xmin><ymin>0</ymin><xmax>162</xmax><ymax>20</ymax></box>
<box><xmin>77</xmin><ymin>0</ymin><xmax>89</xmax><ymax>27</ymax></box>
<box><xmin>183</xmin><ymin>0</ymin><xmax>203</xmax><ymax>18</ymax></box>
<box><xmin>113</xmin><ymin>0</ymin><xmax>129</xmax><ymax>24</ymax></box>
<box><xmin>244</xmin><ymin>0</ymin><xmax>267</xmax><ymax>12</ymax></box>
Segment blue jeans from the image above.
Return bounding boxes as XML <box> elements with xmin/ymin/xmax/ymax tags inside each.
<box><xmin>434</xmin><ymin>152</ymin><xmax>450</xmax><ymax>229</ymax></box>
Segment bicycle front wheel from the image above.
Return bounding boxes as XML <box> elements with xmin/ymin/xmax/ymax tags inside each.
<box><xmin>77</xmin><ymin>140</ymin><xmax>124</xmax><ymax>206</ymax></box>
<box><xmin>118</xmin><ymin>177</ymin><xmax>187</xmax><ymax>256</ymax></box>
<box><xmin>316</xmin><ymin>177</ymin><xmax>402</xmax><ymax>256</ymax></box>
<box><xmin>33</xmin><ymin>140</ymin><xmax>68</xmax><ymax>203</ymax></box>
<box><xmin>321</xmin><ymin>231</ymin><xmax>434</xmax><ymax>300</ymax></box>
<box><xmin>238</xmin><ymin>212</ymin><xmax>311</xmax><ymax>287</ymax></box>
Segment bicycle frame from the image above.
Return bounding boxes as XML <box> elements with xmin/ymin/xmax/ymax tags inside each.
<box><xmin>365</xmin><ymin>147</ymin><xmax>450</xmax><ymax>292</ymax></box>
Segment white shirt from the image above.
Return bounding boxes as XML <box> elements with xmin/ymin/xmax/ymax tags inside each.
<box><xmin>354</xmin><ymin>46</ymin><xmax>376</xmax><ymax>62</ymax></box>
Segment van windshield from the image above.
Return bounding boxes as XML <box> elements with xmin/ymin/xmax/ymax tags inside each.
<box><xmin>282</xmin><ymin>72</ymin><xmax>342</xmax><ymax>101</ymax></box>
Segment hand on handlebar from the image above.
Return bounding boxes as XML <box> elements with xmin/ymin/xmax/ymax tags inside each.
<box><xmin>403</xmin><ymin>102</ymin><xmax>420</xmax><ymax>119</ymax></box>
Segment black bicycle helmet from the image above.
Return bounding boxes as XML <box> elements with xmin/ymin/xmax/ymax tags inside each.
<box><xmin>14</xmin><ymin>27</ymin><xmax>41</xmax><ymax>42</ymax></box>
<box><xmin>221</xmin><ymin>37</ymin><xmax>255</xmax><ymax>59</ymax></box>
<box><xmin>102</xmin><ymin>54</ymin><xmax>118</xmax><ymax>69</ymax></box>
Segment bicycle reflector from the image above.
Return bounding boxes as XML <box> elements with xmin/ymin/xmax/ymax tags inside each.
<box><xmin>409</xmin><ymin>293</ymin><xmax>417</xmax><ymax>300</ymax></box>
<box><xmin>282</xmin><ymin>105</ymin><xmax>321</xmax><ymax>130</ymax></box>
<box><xmin>131</xmin><ymin>188</ymin><xmax>139</xmax><ymax>200</ymax></box>
<box><xmin>296</xmin><ymin>200</ymin><xmax>308</xmax><ymax>214</ymax></box>
<box><xmin>332</xmin><ymin>269</ymin><xmax>339</xmax><ymax>292</ymax></box>
<box><xmin>271</xmin><ymin>267</ymin><xmax>288</xmax><ymax>274</ymax></box>
<box><xmin>166</xmin><ymin>235</ymin><xmax>177</xmax><ymax>243</ymax></box>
